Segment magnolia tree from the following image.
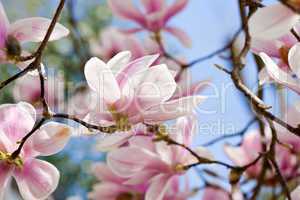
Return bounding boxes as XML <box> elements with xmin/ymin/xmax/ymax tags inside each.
<box><xmin>1</xmin><ymin>0</ymin><xmax>300</xmax><ymax>200</ymax></box>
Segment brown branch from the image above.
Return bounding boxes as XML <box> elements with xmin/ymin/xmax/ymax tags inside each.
<box><xmin>11</xmin><ymin>118</ymin><xmax>46</xmax><ymax>159</ymax></box>
<box><xmin>52</xmin><ymin>113</ymin><xmax>118</xmax><ymax>133</ymax></box>
<box><xmin>10</xmin><ymin>0</ymin><xmax>66</xmax><ymax>159</ymax></box>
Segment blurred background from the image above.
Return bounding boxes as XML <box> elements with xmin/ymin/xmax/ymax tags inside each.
<box><xmin>1</xmin><ymin>0</ymin><xmax>295</xmax><ymax>199</ymax></box>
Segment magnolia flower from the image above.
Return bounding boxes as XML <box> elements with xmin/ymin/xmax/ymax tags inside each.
<box><xmin>259</xmin><ymin>43</ymin><xmax>300</xmax><ymax>94</ymax></box>
<box><xmin>247</xmin><ymin>3</ymin><xmax>300</xmax><ymax>86</ymax></box>
<box><xmin>108</xmin><ymin>0</ymin><xmax>191</xmax><ymax>47</ymax></box>
<box><xmin>225</xmin><ymin>106</ymin><xmax>300</xmax><ymax>181</ymax></box>
<box><xmin>107</xmin><ymin>116</ymin><xmax>213</xmax><ymax>200</ymax></box>
<box><xmin>89</xmin><ymin>162</ymin><xmax>192</xmax><ymax>200</ymax></box>
<box><xmin>84</xmin><ymin>51</ymin><xmax>206</xmax><ymax>131</ymax></box>
<box><xmin>0</xmin><ymin>1</ymin><xmax>69</xmax><ymax>67</ymax></box>
<box><xmin>0</xmin><ymin>102</ymin><xmax>72</xmax><ymax>200</ymax></box>
<box><xmin>291</xmin><ymin>185</ymin><xmax>300</xmax><ymax>200</ymax></box>
<box><xmin>90</xmin><ymin>27</ymin><xmax>147</xmax><ymax>61</ymax></box>
<box><xmin>13</xmin><ymin>73</ymin><xmax>64</xmax><ymax>112</ymax></box>
<box><xmin>89</xmin><ymin>162</ymin><xmax>147</xmax><ymax>200</ymax></box>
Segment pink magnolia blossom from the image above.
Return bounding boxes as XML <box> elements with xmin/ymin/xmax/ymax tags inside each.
<box><xmin>90</xmin><ymin>27</ymin><xmax>185</xmax><ymax>74</ymax></box>
<box><xmin>108</xmin><ymin>0</ymin><xmax>191</xmax><ymax>47</ymax></box>
<box><xmin>89</xmin><ymin>162</ymin><xmax>147</xmax><ymax>200</ymax></box>
<box><xmin>83</xmin><ymin>51</ymin><xmax>206</xmax><ymax>130</ymax></box>
<box><xmin>106</xmin><ymin>116</ymin><xmax>213</xmax><ymax>200</ymax></box>
<box><xmin>0</xmin><ymin>102</ymin><xmax>72</xmax><ymax>200</ymax></box>
<box><xmin>248</xmin><ymin>3</ymin><xmax>300</xmax><ymax>86</ymax></box>
<box><xmin>13</xmin><ymin>73</ymin><xmax>64</xmax><ymax>112</ymax></box>
<box><xmin>225</xmin><ymin>105</ymin><xmax>300</xmax><ymax>181</ymax></box>
<box><xmin>89</xmin><ymin>162</ymin><xmax>192</xmax><ymax>200</ymax></box>
<box><xmin>0</xmin><ymin>1</ymin><xmax>69</xmax><ymax>67</ymax></box>
<box><xmin>90</xmin><ymin>27</ymin><xmax>147</xmax><ymax>61</ymax></box>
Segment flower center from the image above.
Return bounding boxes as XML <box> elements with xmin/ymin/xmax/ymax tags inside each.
<box><xmin>116</xmin><ymin>192</ymin><xmax>143</xmax><ymax>200</ymax></box>
<box><xmin>116</xmin><ymin>193</ymin><xmax>134</xmax><ymax>200</ymax></box>
<box><xmin>5</xmin><ymin>35</ymin><xmax>22</xmax><ymax>61</ymax></box>
<box><xmin>173</xmin><ymin>163</ymin><xmax>186</xmax><ymax>173</ymax></box>
<box><xmin>0</xmin><ymin>151</ymin><xmax>23</xmax><ymax>167</ymax></box>
<box><xmin>108</xmin><ymin>105</ymin><xmax>131</xmax><ymax>131</ymax></box>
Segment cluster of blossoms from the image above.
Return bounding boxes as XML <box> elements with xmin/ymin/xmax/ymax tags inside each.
<box><xmin>1</xmin><ymin>0</ymin><xmax>300</xmax><ymax>200</ymax></box>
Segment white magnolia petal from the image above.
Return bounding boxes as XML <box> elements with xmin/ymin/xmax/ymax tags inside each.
<box><xmin>32</xmin><ymin>122</ymin><xmax>72</xmax><ymax>156</ymax></box>
<box><xmin>84</xmin><ymin>57</ymin><xmax>121</xmax><ymax>104</ymax></box>
<box><xmin>249</xmin><ymin>3</ymin><xmax>300</xmax><ymax>40</ymax></box>
<box><xmin>288</xmin><ymin>43</ymin><xmax>300</xmax><ymax>78</ymax></box>
<box><xmin>9</xmin><ymin>17</ymin><xmax>69</xmax><ymax>43</ymax></box>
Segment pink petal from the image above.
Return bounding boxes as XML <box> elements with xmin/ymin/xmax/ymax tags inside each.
<box><xmin>0</xmin><ymin>130</ymin><xmax>13</xmax><ymax>153</ymax></box>
<box><xmin>291</xmin><ymin>185</ymin><xmax>300</xmax><ymax>200</ymax></box>
<box><xmin>288</xmin><ymin>43</ymin><xmax>300</xmax><ymax>78</ymax></box>
<box><xmin>9</xmin><ymin>17</ymin><xmax>69</xmax><ymax>43</ymax></box>
<box><xmin>107</xmin><ymin>146</ymin><xmax>166</xmax><ymax>177</ymax></box>
<box><xmin>91</xmin><ymin>163</ymin><xmax>124</xmax><ymax>183</ymax></box>
<box><xmin>136</xmin><ymin>64</ymin><xmax>177</xmax><ymax>109</ymax></box>
<box><xmin>0</xmin><ymin>163</ymin><xmax>12</xmax><ymax>200</ymax></box>
<box><xmin>88</xmin><ymin>182</ymin><xmax>127</xmax><ymax>200</ymax></box>
<box><xmin>251</xmin><ymin>38</ymin><xmax>282</xmax><ymax>57</ymax></box>
<box><xmin>13</xmin><ymin>159</ymin><xmax>59</xmax><ymax>200</ymax></box>
<box><xmin>143</xmin><ymin>95</ymin><xmax>207</xmax><ymax>123</ymax></box>
<box><xmin>224</xmin><ymin>144</ymin><xmax>248</xmax><ymax>166</ymax></box>
<box><xmin>141</xmin><ymin>0</ymin><xmax>165</xmax><ymax>13</ymax></box>
<box><xmin>202</xmin><ymin>187</ymin><xmax>230</xmax><ymax>200</ymax></box>
<box><xmin>164</xmin><ymin>26</ymin><xmax>191</xmax><ymax>48</ymax></box>
<box><xmin>31</xmin><ymin>122</ymin><xmax>72</xmax><ymax>156</ymax></box>
<box><xmin>0</xmin><ymin>2</ymin><xmax>9</xmax><ymax>48</ymax></box>
<box><xmin>0</xmin><ymin>103</ymin><xmax>35</xmax><ymax>142</ymax></box>
<box><xmin>124</xmin><ymin>169</ymin><xmax>157</xmax><ymax>185</ymax></box>
<box><xmin>259</xmin><ymin>52</ymin><xmax>300</xmax><ymax>94</ymax></box>
<box><xmin>108</xmin><ymin>0</ymin><xmax>146</xmax><ymax>27</ymax></box>
<box><xmin>96</xmin><ymin>131</ymin><xmax>132</xmax><ymax>152</ymax></box>
<box><xmin>249</xmin><ymin>3</ymin><xmax>300</xmax><ymax>40</ymax></box>
<box><xmin>258</xmin><ymin>67</ymin><xmax>273</xmax><ymax>85</ymax></box>
<box><xmin>116</xmin><ymin>54</ymin><xmax>159</xmax><ymax>91</ymax></box>
<box><xmin>163</xmin><ymin>0</ymin><xmax>188</xmax><ymax>23</ymax></box>
<box><xmin>84</xmin><ymin>57</ymin><xmax>121</xmax><ymax>104</ymax></box>
<box><xmin>107</xmin><ymin>51</ymin><xmax>131</xmax><ymax>74</ymax></box>
<box><xmin>145</xmin><ymin>174</ymin><xmax>173</xmax><ymax>200</ymax></box>
<box><xmin>128</xmin><ymin>135</ymin><xmax>156</xmax><ymax>152</ymax></box>
<box><xmin>155</xmin><ymin>141</ymin><xmax>173</xmax><ymax>164</ymax></box>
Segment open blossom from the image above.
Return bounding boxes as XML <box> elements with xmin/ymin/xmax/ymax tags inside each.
<box><xmin>0</xmin><ymin>102</ymin><xmax>72</xmax><ymax>200</ymax></box>
<box><xmin>13</xmin><ymin>73</ymin><xmax>64</xmax><ymax>112</ymax></box>
<box><xmin>83</xmin><ymin>51</ymin><xmax>206</xmax><ymax>131</ymax></box>
<box><xmin>225</xmin><ymin>104</ymin><xmax>300</xmax><ymax>181</ymax></box>
<box><xmin>89</xmin><ymin>162</ymin><xmax>192</xmax><ymax>200</ymax></box>
<box><xmin>89</xmin><ymin>162</ymin><xmax>147</xmax><ymax>200</ymax></box>
<box><xmin>0</xmin><ymin>1</ymin><xmax>69</xmax><ymax>67</ymax></box>
<box><xmin>90</xmin><ymin>27</ymin><xmax>147</xmax><ymax>61</ymax></box>
<box><xmin>248</xmin><ymin>2</ymin><xmax>300</xmax><ymax>86</ymax></box>
<box><xmin>106</xmin><ymin>116</ymin><xmax>212</xmax><ymax>200</ymax></box>
<box><xmin>108</xmin><ymin>0</ymin><xmax>191</xmax><ymax>47</ymax></box>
